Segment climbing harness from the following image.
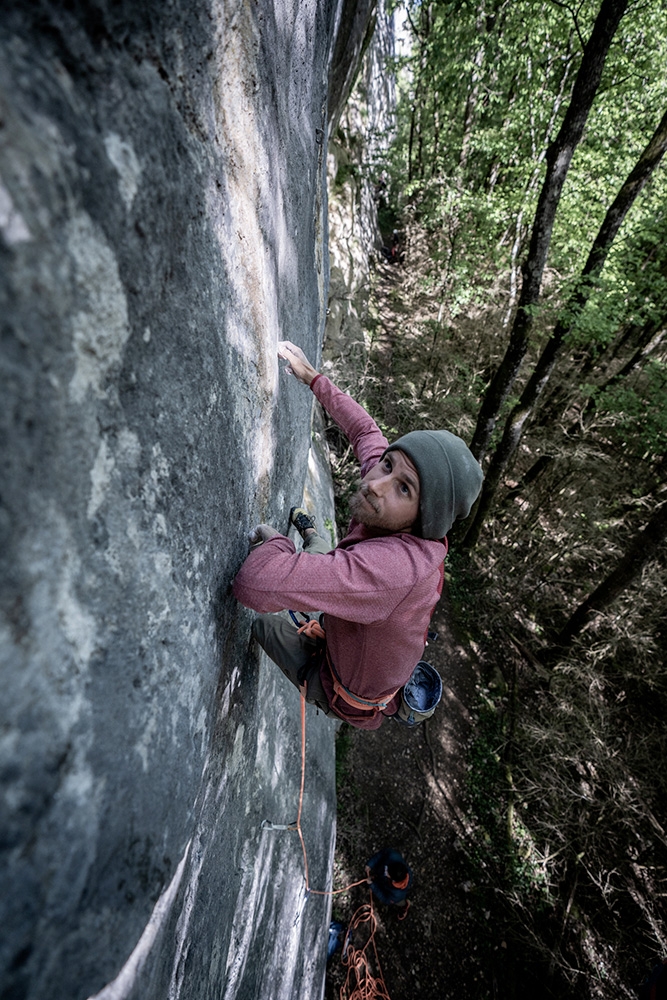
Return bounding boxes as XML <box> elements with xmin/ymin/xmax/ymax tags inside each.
<box><xmin>289</xmin><ymin>609</ymin><xmax>443</xmax><ymax>725</ymax></box>
<box><xmin>326</xmin><ymin>649</ymin><xmax>400</xmax><ymax>715</ymax></box>
<box><xmin>289</xmin><ymin>610</ymin><xmax>400</xmax><ymax>716</ymax></box>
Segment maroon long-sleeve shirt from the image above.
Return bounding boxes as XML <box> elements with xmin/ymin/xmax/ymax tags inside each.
<box><xmin>232</xmin><ymin>375</ymin><xmax>447</xmax><ymax>729</ymax></box>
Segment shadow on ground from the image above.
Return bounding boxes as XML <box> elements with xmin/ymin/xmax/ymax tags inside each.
<box><xmin>325</xmin><ymin>585</ymin><xmax>485</xmax><ymax>1000</ymax></box>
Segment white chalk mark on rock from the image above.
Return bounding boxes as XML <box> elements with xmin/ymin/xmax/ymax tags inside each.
<box><xmin>0</xmin><ymin>182</ymin><xmax>31</xmax><ymax>244</ymax></box>
<box><xmin>67</xmin><ymin>213</ymin><xmax>130</xmax><ymax>403</ymax></box>
<box><xmin>86</xmin><ymin>840</ymin><xmax>192</xmax><ymax>1000</ymax></box>
<box><xmin>103</xmin><ymin>133</ymin><xmax>142</xmax><ymax>210</ymax></box>
<box><xmin>88</xmin><ymin>437</ymin><xmax>115</xmax><ymax>520</ymax></box>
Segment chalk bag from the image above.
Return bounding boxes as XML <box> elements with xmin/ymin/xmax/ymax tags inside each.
<box><xmin>395</xmin><ymin>660</ymin><xmax>443</xmax><ymax>727</ymax></box>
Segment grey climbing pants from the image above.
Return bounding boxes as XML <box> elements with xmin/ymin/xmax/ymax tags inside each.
<box><xmin>252</xmin><ymin>530</ymin><xmax>333</xmax><ymax>716</ymax></box>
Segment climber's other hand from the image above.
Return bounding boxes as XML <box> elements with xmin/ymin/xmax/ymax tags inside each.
<box><xmin>277</xmin><ymin>341</ymin><xmax>318</xmax><ymax>386</ymax></box>
<box><xmin>248</xmin><ymin>524</ymin><xmax>281</xmax><ymax>547</ymax></box>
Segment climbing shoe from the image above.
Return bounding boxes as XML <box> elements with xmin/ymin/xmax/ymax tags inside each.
<box><xmin>290</xmin><ymin>506</ymin><xmax>316</xmax><ymax>539</ymax></box>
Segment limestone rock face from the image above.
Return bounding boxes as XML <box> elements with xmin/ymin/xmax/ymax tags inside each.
<box><xmin>328</xmin><ymin>0</ymin><xmax>379</xmax><ymax>132</ymax></box>
<box><xmin>326</xmin><ymin>2</ymin><xmax>395</xmax><ymax>361</ymax></box>
<box><xmin>0</xmin><ymin>2</ymin><xmax>366</xmax><ymax>998</ymax></box>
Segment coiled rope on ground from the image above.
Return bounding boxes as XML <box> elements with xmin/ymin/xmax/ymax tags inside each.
<box><xmin>340</xmin><ymin>891</ymin><xmax>391</xmax><ymax>1000</ymax></box>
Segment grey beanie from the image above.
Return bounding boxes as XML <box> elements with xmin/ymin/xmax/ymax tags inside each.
<box><xmin>386</xmin><ymin>430</ymin><xmax>483</xmax><ymax>540</ymax></box>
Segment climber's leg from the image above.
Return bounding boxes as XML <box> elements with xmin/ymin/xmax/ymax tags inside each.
<box><xmin>290</xmin><ymin>506</ymin><xmax>332</xmax><ymax>555</ymax></box>
<box><xmin>302</xmin><ymin>530</ymin><xmax>331</xmax><ymax>556</ymax></box>
<box><xmin>252</xmin><ymin>614</ymin><xmax>331</xmax><ymax>714</ymax></box>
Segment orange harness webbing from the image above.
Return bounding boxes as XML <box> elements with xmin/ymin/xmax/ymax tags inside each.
<box><xmin>327</xmin><ymin>649</ymin><xmax>399</xmax><ymax>715</ymax></box>
<box><xmin>295</xmin><ymin>613</ymin><xmax>399</xmax><ymax>715</ymax></box>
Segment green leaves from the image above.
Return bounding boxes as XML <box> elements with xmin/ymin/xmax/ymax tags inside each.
<box><xmin>595</xmin><ymin>359</ymin><xmax>667</xmax><ymax>458</ymax></box>
<box><xmin>389</xmin><ymin>0</ymin><xmax>667</xmax><ymax>330</ymax></box>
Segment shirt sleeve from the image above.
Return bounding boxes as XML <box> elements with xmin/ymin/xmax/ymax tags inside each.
<box><xmin>310</xmin><ymin>374</ymin><xmax>388</xmax><ymax>476</ymax></box>
<box><xmin>232</xmin><ymin>533</ymin><xmax>425</xmax><ymax>625</ymax></box>
<box><xmin>366</xmin><ymin>851</ymin><xmax>383</xmax><ymax>871</ymax></box>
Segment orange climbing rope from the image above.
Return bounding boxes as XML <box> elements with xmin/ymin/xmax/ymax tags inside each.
<box><xmin>340</xmin><ymin>890</ymin><xmax>391</xmax><ymax>1000</ymax></box>
<box><xmin>294</xmin><ymin>682</ymin><xmax>367</xmax><ymax>896</ymax></box>
<box><xmin>261</xmin><ymin>679</ymin><xmax>366</xmax><ymax>896</ymax></box>
<box><xmin>263</xmin><ymin>680</ymin><xmax>392</xmax><ymax>1000</ymax></box>
<box><xmin>298</xmin><ymin>687</ymin><xmax>392</xmax><ymax>1000</ymax></box>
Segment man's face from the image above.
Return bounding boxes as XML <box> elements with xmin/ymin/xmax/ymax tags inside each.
<box><xmin>349</xmin><ymin>449</ymin><xmax>420</xmax><ymax>533</ymax></box>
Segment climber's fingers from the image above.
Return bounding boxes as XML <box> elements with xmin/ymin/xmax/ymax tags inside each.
<box><xmin>277</xmin><ymin>341</ymin><xmax>318</xmax><ymax>386</ymax></box>
<box><xmin>278</xmin><ymin>340</ymin><xmax>307</xmax><ymax>364</ymax></box>
<box><xmin>248</xmin><ymin>523</ymin><xmax>280</xmax><ymax>547</ymax></box>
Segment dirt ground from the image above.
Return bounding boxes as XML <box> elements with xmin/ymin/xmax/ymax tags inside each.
<box><xmin>324</xmin><ymin>586</ymin><xmax>489</xmax><ymax>1000</ymax></box>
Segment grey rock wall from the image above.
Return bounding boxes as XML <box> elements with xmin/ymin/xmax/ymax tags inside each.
<box><xmin>328</xmin><ymin>0</ymin><xmax>378</xmax><ymax>133</ymax></box>
<box><xmin>0</xmin><ymin>1</ymin><xmax>368</xmax><ymax>998</ymax></box>
<box><xmin>326</xmin><ymin>1</ymin><xmax>395</xmax><ymax>360</ymax></box>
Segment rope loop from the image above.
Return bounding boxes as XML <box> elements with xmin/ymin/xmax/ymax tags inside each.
<box><xmin>340</xmin><ymin>890</ymin><xmax>392</xmax><ymax>1000</ymax></box>
<box><xmin>297</xmin><ymin>618</ymin><xmax>326</xmax><ymax>640</ymax></box>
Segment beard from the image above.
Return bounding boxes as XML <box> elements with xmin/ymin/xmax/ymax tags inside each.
<box><xmin>349</xmin><ymin>486</ymin><xmax>381</xmax><ymax>526</ymax></box>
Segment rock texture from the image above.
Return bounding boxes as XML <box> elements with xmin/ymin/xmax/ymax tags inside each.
<box><xmin>326</xmin><ymin>2</ymin><xmax>395</xmax><ymax>360</ymax></box>
<box><xmin>0</xmin><ymin>1</ymin><xmax>370</xmax><ymax>998</ymax></box>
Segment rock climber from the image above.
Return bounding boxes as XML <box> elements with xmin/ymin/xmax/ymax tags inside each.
<box><xmin>232</xmin><ymin>341</ymin><xmax>483</xmax><ymax>730</ymax></box>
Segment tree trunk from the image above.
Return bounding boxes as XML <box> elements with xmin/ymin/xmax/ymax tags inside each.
<box><xmin>554</xmin><ymin>501</ymin><xmax>667</xmax><ymax>648</ymax></box>
<box><xmin>408</xmin><ymin>101</ymin><xmax>416</xmax><ymax>183</ymax></box>
<box><xmin>537</xmin><ymin>292</ymin><xmax>666</xmax><ymax>428</ymax></box>
<box><xmin>462</xmin><ymin>102</ymin><xmax>667</xmax><ymax>547</ymax></box>
<box><xmin>458</xmin><ymin>4</ymin><xmax>487</xmax><ymax>180</ymax></box>
<box><xmin>469</xmin><ymin>0</ymin><xmax>630</xmax><ymax>464</ymax></box>
<box><xmin>574</xmin><ymin>323</ymin><xmax>666</xmax><ymax>429</ymax></box>
<box><xmin>503</xmin><ymin>321</ymin><xmax>665</xmax><ymax>505</ymax></box>
<box><xmin>500</xmin><ymin>51</ymin><xmax>576</xmax><ymax>329</ymax></box>
<box><xmin>406</xmin><ymin>4</ymin><xmax>427</xmax><ymax>184</ymax></box>
<box><xmin>431</xmin><ymin>90</ymin><xmax>440</xmax><ymax>177</ymax></box>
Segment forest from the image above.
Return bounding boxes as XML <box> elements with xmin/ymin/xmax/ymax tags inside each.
<box><xmin>326</xmin><ymin>0</ymin><xmax>667</xmax><ymax>996</ymax></box>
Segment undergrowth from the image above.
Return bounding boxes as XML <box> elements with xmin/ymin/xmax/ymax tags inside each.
<box><xmin>323</xmin><ymin>224</ymin><xmax>667</xmax><ymax>998</ymax></box>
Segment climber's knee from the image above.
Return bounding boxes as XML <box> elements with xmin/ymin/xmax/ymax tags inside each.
<box><xmin>302</xmin><ymin>532</ymin><xmax>331</xmax><ymax>556</ymax></box>
<box><xmin>251</xmin><ymin>614</ymin><xmax>267</xmax><ymax>645</ymax></box>
<box><xmin>250</xmin><ymin>613</ymin><xmax>327</xmax><ymax>704</ymax></box>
